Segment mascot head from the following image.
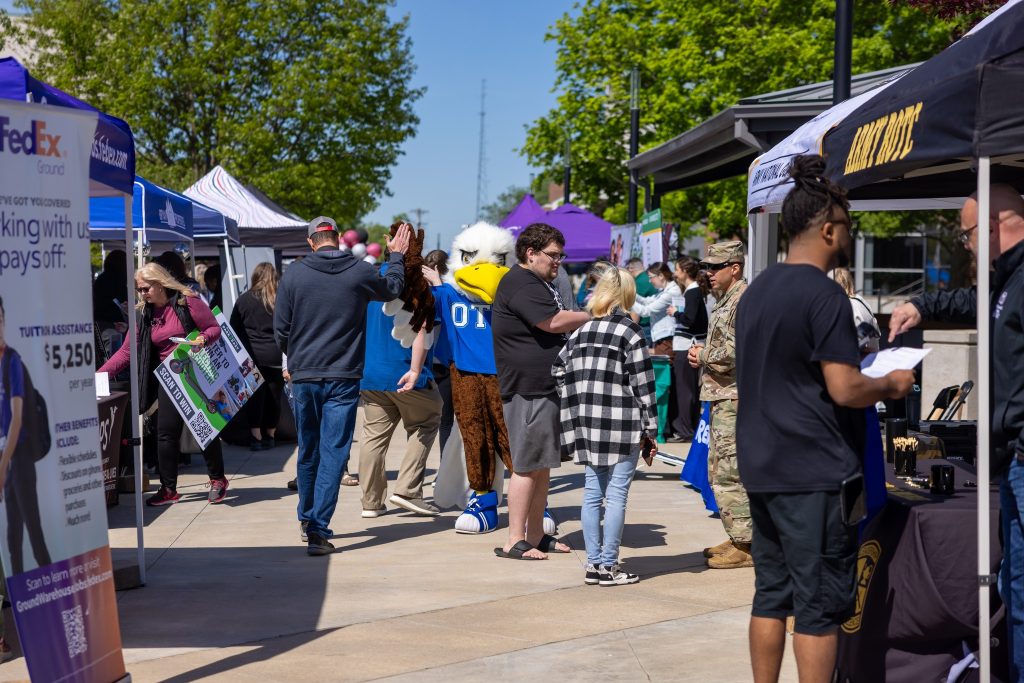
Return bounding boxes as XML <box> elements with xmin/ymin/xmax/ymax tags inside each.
<box><xmin>448</xmin><ymin>222</ymin><xmax>515</xmax><ymax>304</ymax></box>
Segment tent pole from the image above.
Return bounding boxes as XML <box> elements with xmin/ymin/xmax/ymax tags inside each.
<box><xmin>125</xmin><ymin>195</ymin><xmax>145</xmax><ymax>586</ymax></box>
<box><xmin>223</xmin><ymin>237</ymin><xmax>239</xmax><ymax>310</ymax></box>
<box><xmin>977</xmin><ymin>156</ymin><xmax>991</xmax><ymax>682</ymax></box>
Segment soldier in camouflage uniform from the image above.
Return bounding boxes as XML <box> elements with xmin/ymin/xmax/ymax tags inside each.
<box><xmin>688</xmin><ymin>240</ymin><xmax>752</xmax><ymax>569</ymax></box>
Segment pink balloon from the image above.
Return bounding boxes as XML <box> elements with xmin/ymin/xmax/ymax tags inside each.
<box><xmin>366</xmin><ymin>243</ymin><xmax>382</xmax><ymax>258</ymax></box>
<box><xmin>342</xmin><ymin>230</ymin><xmax>359</xmax><ymax>247</ymax></box>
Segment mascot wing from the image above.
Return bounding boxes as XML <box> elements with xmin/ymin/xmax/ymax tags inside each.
<box><xmin>382</xmin><ymin>222</ymin><xmax>436</xmax><ymax>349</ymax></box>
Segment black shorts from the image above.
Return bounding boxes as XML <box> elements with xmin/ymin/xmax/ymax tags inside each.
<box><xmin>749</xmin><ymin>490</ymin><xmax>858</xmax><ymax>635</ymax></box>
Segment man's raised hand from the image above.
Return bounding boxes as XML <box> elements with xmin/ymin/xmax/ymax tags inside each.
<box><xmin>387</xmin><ymin>222</ymin><xmax>413</xmax><ymax>255</ymax></box>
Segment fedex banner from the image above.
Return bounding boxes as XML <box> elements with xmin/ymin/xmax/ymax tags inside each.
<box><xmin>0</xmin><ymin>100</ymin><xmax>126</xmax><ymax>682</ymax></box>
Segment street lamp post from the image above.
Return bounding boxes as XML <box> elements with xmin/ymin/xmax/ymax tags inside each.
<box><xmin>628</xmin><ymin>66</ymin><xmax>640</xmax><ymax>223</ymax></box>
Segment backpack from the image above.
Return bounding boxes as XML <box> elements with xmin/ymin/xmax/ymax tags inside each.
<box><xmin>3</xmin><ymin>349</ymin><xmax>51</xmax><ymax>461</ymax></box>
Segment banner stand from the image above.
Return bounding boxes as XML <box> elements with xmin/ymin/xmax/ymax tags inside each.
<box><xmin>124</xmin><ymin>194</ymin><xmax>145</xmax><ymax>589</ymax></box>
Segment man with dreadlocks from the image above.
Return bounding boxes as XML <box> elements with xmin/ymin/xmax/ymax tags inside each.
<box><xmin>735</xmin><ymin>155</ymin><xmax>914</xmax><ymax>683</ymax></box>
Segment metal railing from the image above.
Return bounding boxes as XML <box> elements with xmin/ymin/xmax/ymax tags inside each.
<box><xmin>871</xmin><ymin>276</ymin><xmax>925</xmax><ymax>314</ymax></box>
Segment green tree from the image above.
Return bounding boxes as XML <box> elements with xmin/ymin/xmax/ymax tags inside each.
<box><xmin>524</xmin><ymin>0</ymin><xmax>959</xmax><ymax>238</ymax></box>
<box><xmin>7</xmin><ymin>0</ymin><xmax>422</xmax><ymax>224</ymax></box>
<box><xmin>479</xmin><ymin>185</ymin><xmax>530</xmax><ymax>225</ymax></box>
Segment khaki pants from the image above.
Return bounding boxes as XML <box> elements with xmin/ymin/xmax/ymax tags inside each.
<box><xmin>359</xmin><ymin>387</ymin><xmax>442</xmax><ymax>509</ymax></box>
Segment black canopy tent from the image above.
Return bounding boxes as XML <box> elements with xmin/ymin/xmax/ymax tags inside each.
<box><xmin>822</xmin><ymin>3</ymin><xmax>1024</xmax><ymax>678</ymax></box>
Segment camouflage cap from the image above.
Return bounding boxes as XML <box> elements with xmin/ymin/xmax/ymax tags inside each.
<box><xmin>701</xmin><ymin>240</ymin><xmax>745</xmax><ymax>265</ymax></box>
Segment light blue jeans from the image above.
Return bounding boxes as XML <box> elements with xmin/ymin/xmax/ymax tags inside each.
<box><xmin>582</xmin><ymin>455</ymin><xmax>639</xmax><ymax>566</ymax></box>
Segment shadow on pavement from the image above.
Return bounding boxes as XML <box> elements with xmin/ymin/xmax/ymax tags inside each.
<box><xmin>153</xmin><ymin>627</ymin><xmax>342</xmax><ymax>683</ymax></box>
<box><xmin>624</xmin><ymin>550</ymin><xmax>710</xmax><ymax>576</ymax></box>
<box><xmin>114</xmin><ymin>546</ymin><xmax>333</xmax><ymax>652</ymax></box>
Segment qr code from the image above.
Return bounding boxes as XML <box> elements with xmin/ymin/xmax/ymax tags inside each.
<box><xmin>190</xmin><ymin>415</ymin><xmax>213</xmax><ymax>443</ymax></box>
<box><xmin>62</xmin><ymin>605</ymin><xmax>88</xmax><ymax>657</ymax></box>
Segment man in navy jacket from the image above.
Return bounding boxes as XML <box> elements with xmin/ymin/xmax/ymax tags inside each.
<box><xmin>275</xmin><ymin>217</ymin><xmax>410</xmax><ymax>556</ymax></box>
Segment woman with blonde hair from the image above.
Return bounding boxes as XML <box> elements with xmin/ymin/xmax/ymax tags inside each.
<box><xmin>553</xmin><ymin>267</ymin><xmax>659</xmax><ymax>586</ymax></box>
<box><xmin>828</xmin><ymin>267</ymin><xmax>881</xmax><ymax>354</ymax></box>
<box><xmin>230</xmin><ymin>262</ymin><xmax>284</xmax><ymax>450</ymax></box>
<box><xmin>100</xmin><ymin>262</ymin><xmax>228</xmax><ymax>505</ymax></box>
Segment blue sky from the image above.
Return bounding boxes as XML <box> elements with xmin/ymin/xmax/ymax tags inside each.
<box><xmin>370</xmin><ymin>0</ymin><xmax>575</xmax><ymax>251</ymax></box>
<box><xmin>0</xmin><ymin>0</ymin><xmax>574</xmax><ymax>251</ymax></box>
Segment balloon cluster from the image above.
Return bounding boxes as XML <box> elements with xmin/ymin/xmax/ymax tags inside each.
<box><xmin>341</xmin><ymin>228</ymin><xmax>383</xmax><ymax>263</ymax></box>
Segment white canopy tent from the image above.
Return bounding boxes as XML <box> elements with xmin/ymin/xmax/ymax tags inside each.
<box><xmin>184</xmin><ymin>165</ymin><xmax>307</xmax><ymax>250</ymax></box>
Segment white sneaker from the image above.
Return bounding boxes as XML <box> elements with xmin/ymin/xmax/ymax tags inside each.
<box><xmin>599</xmin><ymin>564</ymin><xmax>640</xmax><ymax>586</ymax></box>
<box><xmin>361</xmin><ymin>507</ymin><xmax>386</xmax><ymax>518</ymax></box>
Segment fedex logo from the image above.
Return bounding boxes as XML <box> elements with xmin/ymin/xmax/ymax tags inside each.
<box><xmin>0</xmin><ymin>117</ymin><xmax>62</xmax><ymax>157</ymax></box>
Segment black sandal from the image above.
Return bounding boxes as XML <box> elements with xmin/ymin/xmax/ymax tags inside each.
<box><xmin>494</xmin><ymin>540</ymin><xmax>544</xmax><ymax>560</ymax></box>
<box><xmin>536</xmin><ymin>534</ymin><xmax>570</xmax><ymax>554</ymax></box>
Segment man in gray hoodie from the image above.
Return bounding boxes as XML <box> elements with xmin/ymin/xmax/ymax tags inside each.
<box><xmin>275</xmin><ymin>217</ymin><xmax>411</xmax><ymax>555</ymax></box>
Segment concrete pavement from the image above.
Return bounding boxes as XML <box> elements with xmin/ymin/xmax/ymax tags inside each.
<box><xmin>0</xmin><ymin>410</ymin><xmax>799</xmax><ymax>682</ymax></box>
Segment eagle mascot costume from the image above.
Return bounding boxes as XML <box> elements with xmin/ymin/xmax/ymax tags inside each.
<box><xmin>425</xmin><ymin>222</ymin><xmax>557</xmax><ymax>535</ymax></box>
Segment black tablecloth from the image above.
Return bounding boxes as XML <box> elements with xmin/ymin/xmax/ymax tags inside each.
<box><xmin>835</xmin><ymin>458</ymin><xmax>1006</xmax><ymax>682</ymax></box>
<box><xmin>97</xmin><ymin>391</ymin><xmax>129</xmax><ymax>506</ymax></box>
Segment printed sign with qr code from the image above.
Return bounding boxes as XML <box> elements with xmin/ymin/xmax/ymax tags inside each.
<box><xmin>62</xmin><ymin>605</ymin><xmax>88</xmax><ymax>657</ymax></box>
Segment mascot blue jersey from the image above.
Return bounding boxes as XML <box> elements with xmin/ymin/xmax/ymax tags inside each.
<box><xmin>433</xmin><ymin>283</ymin><xmax>497</xmax><ymax>375</ymax></box>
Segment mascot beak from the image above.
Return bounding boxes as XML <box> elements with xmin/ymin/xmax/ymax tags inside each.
<box><xmin>454</xmin><ymin>263</ymin><xmax>510</xmax><ymax>304</ymax></box>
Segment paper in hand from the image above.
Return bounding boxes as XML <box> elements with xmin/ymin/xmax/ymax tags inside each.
<box><xmin>95</xmin><ymin>372</ymin><xmax>110</xmax><ymax>398</ymax></box>
<box><xmin>860</xmin><ymin>347</ymin><xmax>931</xmax><ymax>378</ymax></box>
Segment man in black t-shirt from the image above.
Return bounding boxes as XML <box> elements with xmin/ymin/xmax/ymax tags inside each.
<box><xmin>492</xmin><ymin>224</ymin><xmax>590</xmax><ymax>560</ymax></box>
<box><xmin>736</xmin><ymin>156</ymin><xmax>914</xmax><ymax>683</ymax></box>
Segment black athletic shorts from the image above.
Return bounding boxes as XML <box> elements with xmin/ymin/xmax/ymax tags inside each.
<box><xmin>749</xmin><ymin>490</ymin><xmax>858</xmax><ymax>635</ymax></box>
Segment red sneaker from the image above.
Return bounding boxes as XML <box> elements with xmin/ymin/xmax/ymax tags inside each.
<box><xmin>208</xmin><ymin>478</ymin><xmax>229</xmax><ymax>504</ymax></box>
<box><xmin>146</xmin><ymin>487</ymin><xmax>180</xmax><ymax>506</ymax></box>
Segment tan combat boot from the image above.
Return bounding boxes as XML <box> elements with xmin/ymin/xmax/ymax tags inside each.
<box><xmin>702</xmin><ymin>538</ymin><xmax>734</xmax><ymax>558</ymax></box>
<box><xmin>707</xmin><ymin>541</ymin><xmax>753</xmax><ymax>569</ymax></box>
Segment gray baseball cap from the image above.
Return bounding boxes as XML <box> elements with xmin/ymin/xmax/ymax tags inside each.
<box><xmin>307</xmin><ymin>216</ymin><xmax>338</xmax><ymax>237</ymax></box>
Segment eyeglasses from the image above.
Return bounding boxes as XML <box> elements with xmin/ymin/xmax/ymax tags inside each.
<box><xmin>540</xmin><ymin>250</ymin><xmax>566</xmax><ymax>263</ymax></box>
<box><xmin>136</xmin><ymin>285</ymin><xmax>151</xmax><ymax>294</ymax></box>
<box><xmin>702</xmin><ymin>262</ymin><xmax>737</xmax><ymax>272</ymax></box>
<box><xmin>959</xmin><ymin>224</ymin><xmax>978</xmax><ymax>246</ymax></box>
<box><xmin>831</xmin><ymin>217</ymin><xmax>859</xmax><ymax>239</ymax></box>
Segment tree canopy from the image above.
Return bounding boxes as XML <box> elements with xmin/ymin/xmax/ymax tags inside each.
<box><xmin>6</xmin><ymin>0</ymin><xmax>422</xmax><ymax>223</ymax></box>
<box><xmin>479</xmin><ymin>185</ymin><xmax>530</xmax><ymax>225</ymax></box>
<box><xmin>523</xmin><ymin>0</ymin><xmax>963</xmax><ymax>238</ymax></box>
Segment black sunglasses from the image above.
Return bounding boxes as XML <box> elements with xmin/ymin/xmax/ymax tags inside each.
<box><xmin>702</xmin><ymin>261</ymin><xmax>737</xmax><ymax>272</ymax></box>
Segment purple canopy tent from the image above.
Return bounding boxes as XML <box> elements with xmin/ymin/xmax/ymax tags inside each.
<box><xmin>499</xmin><ymin>193</ymin><xmax>545</xmax><ymax>229</ymax></box>
<box><xmin>501</xmin><ymin>197</ymin><xmax>613</xmax><ymax>264</ymax></box>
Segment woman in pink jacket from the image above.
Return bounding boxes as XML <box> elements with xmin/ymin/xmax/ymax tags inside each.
<box><xmin>100</xmin><ymin>263</ymin><xmax>228</xmax><ymax>506</ymax></box>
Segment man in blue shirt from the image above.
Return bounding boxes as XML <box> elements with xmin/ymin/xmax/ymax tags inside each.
<box><xmin>358</xmin><ymin>269</ymin><xmax>442</xmax><ymax>519</ymax></box>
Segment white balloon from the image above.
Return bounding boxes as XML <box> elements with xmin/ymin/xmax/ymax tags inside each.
<box><xmin>351</xmin><ymin>242</ymin><xmax>367</xmax><ymax>258</ymax></box>
<box><xmin>363</xmin><ymin>255</ymin><xmax>377</xmax><ymax>263</ymax></box>
<box><xmin>338</xmin><ymin>243</ymin><xmax>350</xmax><ymax>252</ymax></box>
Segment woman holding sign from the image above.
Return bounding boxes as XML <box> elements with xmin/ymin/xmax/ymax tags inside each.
<box><xmin>100</xmin><ymin>263</ymin><xmax>228</xmax><ymax>506</ymax></box>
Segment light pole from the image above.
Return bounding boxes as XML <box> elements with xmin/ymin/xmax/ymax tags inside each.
<box><xmin>563</xmin><ymin>129</ymin><xmax>571</xmax><ymax>205</ymax></box>
<box><xmin>628</xmin><ymin>66</ymin><xmax>640</xmax><ymax>223</ymax></box>
<box><xmin>833</xmin><ymin>0</ymin><xmax>853</xmax><ymax>104</ymax></box>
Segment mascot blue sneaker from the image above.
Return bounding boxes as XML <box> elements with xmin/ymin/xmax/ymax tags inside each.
<box><xmin>543</xmin><ymin>507</ymin><xmax>558</xmax><ymax>536</ymax></box>
<box><xmin>455</xmin><ymin>490</ymin><xmax>499</xmax><ymax>534</ymax></box>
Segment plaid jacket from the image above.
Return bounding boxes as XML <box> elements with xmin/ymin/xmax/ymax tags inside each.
<box><xmin>552</xmin><ymin>312</ymin><xmax>659</xmax><ymax>466</ymax></box>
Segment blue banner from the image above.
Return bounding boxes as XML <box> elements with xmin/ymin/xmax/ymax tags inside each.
<box><xmin>680</xmin><ymin>402</ymin><xmax>718</xmax><ymax>513</ymax></box>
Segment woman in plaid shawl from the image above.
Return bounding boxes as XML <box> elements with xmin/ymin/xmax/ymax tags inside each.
<box><xmin>553</xmin><ymin>267</ymin><xmax>658</xmax><ymax>586</ymax></box>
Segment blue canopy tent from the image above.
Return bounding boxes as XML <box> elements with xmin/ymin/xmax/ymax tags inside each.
<box><xmin>0</xmin><ymin>58</ymin><xmax>149</xmax><ymax>584</ymax></box>
<box><xmin>90</xmin><ymin>176</ymin><xmax>194</xmax><ymax>245</ymax></box>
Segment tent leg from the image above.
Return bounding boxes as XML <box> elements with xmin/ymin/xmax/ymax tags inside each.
<box><xmin>125</xmin><ymin>195</ymin><xmax>146</xmax><ymax>586</ymax></box>
<box><xmin>223</xmin><ymin>237</ymin><xmax>239</xmax><ymax>311</ymax></box>
<box><xmin>977</xmin><ymin>156</ymin><xmax>991</xmax><ymax>683</ymax></box>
